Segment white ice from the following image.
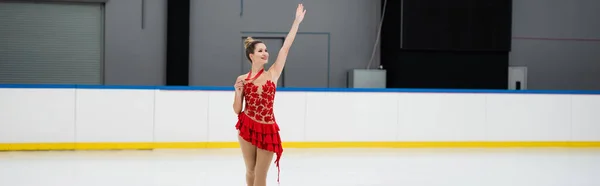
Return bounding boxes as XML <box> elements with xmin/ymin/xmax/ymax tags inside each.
<box><xmin>1</xmin><ymin>148</ymin><xmax>599</xmax><ymax>186</ymax></box>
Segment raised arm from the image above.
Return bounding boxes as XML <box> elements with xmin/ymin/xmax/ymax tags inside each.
<box><xmin>270</xmin><ymin>4</ymin><xmax>306</xmax><ymax>81</ymax></box>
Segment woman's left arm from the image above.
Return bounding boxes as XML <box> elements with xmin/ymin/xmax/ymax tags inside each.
<box><xmin>270</xmin><ymin>4</ymin><xmax>306</xmax><ymax>81</ymax></box>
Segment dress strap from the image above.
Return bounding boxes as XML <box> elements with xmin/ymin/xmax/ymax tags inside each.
<box><xmin>245</xmin><ymin>68</ymin><xmax>264</xmax><ymax>81</ymax></box>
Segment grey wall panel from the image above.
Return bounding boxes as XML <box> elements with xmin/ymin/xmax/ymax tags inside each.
<box><xmin>103</xmin><ymin>0</ymin><xmax>166</xmax><ymax>86</ymax></box>
<box><xmin>190</xmin><ymin>0</ymin><xmax>381</xmax><ymax>88</ymax></box>
<box><xmin>510</xmin><ymin>39</ymin><xmax>600</xmax><ymax>90</ymax></box>
<box><xmin>284</xmin><ymin>34</ymin><xmax>329</xmax><ymax>88</ymax></box>
<box><xmin>510</xmin><ymin>0</ymin><xmax>600</xmax><ymax>90</ymax></box>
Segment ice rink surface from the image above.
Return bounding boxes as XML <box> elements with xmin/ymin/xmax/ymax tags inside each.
<box><xmin>1</xmin><ymin>148</ymin><xmax>599</xmax><ymax>186</ymax></box>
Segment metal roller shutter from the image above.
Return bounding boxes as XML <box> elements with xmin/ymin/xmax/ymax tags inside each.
<box><xmin>0</xmin><ymin>2</ymin><xmax>104</xmax><ymax>85</ymax></box>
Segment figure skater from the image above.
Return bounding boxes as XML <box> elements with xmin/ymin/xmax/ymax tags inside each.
<box><xmin>233</xmin><ymin>3</ymin><xmax>306</xmax><ymax>186</ymax></box>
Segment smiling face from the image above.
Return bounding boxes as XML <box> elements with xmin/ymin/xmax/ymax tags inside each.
<box><xmin>248</xmin><ymin>42</ymin><xmax>269</xmax><ymax>65</ymax></box>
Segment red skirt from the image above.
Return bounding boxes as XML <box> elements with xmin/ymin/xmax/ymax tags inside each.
<box><xmin>235</xmin><ymin>112</ymin><xmax>283</xmax><ymax>183</ymax></box>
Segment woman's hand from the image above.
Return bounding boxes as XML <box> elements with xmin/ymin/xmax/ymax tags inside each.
<box><xmin>234</xmin><ymin>78</ymin><xmax>245</xmax><ymax>94</ymax></box>
<box><xmin>295</xmin><ymin>3</ymin><xmax>306</xmax><ymax>23</ymax></box>
<box><xmin>233</xmin><ymin>76</ymin><xmax>245</xmax><ymax>114</ymax></box>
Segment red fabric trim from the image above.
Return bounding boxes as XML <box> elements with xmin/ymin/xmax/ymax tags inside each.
<box><xmin>236</xmin><ymin>112</ymin><xmax>283</xmax><ymax>183</ymax></box>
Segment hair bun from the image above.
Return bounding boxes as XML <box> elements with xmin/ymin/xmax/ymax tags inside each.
<box><xmin>244</xmin><ymin>37</ymin><xmax>254</xmax><ymax>49</ymax></box>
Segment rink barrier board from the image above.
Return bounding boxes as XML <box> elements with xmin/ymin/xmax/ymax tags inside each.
<box><xmin>2</xmin><ymin>142</ymin><xmax>600</xmax><ymax>151</ymax></box>
<box><xmin>1</xmin><ymin>84</ymin><xmax>600</xmax><ymax>151</ymax></box>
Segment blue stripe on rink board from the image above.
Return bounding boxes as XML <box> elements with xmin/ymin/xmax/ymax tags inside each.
<box><xmin>2</xmin><ymin>84</ymin><xmax>600</xmax><ymax>95</ymax></box>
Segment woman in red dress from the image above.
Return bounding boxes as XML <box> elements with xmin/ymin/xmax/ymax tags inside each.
<box><xmin>233</xmin><ymin>4</ymin><xmax>306</xmax><ymax>186</ymax></box>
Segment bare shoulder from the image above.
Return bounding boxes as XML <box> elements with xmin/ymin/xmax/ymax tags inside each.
<box><xmin>237</xmin><ymin>73</ymin><xmax>248</xmax><ymax>81</ymax></box>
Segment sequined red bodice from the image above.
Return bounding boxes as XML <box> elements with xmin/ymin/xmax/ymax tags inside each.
<box><xmin>243</xmin><ymin>79</ymin><xmax>276</xmax><ymax>123</ymax></box>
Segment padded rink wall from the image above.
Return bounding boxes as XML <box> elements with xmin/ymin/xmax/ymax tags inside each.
<box><xmin>1</xmin><ymin>84</ymin><xmax>600</xmax><ymax>151</ymax></box>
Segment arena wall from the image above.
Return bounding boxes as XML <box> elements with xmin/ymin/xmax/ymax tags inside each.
<box><xmin>1</xmin><ymin>85</ymin><xmax>599</xmax><ymax>151</ymax></box>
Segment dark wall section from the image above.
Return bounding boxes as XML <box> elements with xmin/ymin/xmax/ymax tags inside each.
<box><xmin>381</xmin><ymin>0</ymin><xmax>511</xmax><ymax>89</ymax></box>
<box><xmin>386</xmin><ymin>50</ymin><xmax>508</xmax><ymax>89</ymax></box>
<box><xmin>380</xmin><ymin>0</ymin><xmax>401</xmax><ymax>84</ymax></box>
<box><xmin>166</xmin><ymin>0</ymin><xmax>190</xmax><ymax>86</ymax></box>
<box><xmin>401</xmin><ymin>0</ymin><xmax>512</xmax><ymax>51</ymax></box>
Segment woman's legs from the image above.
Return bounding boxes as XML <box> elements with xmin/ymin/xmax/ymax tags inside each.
<box><xmin>238</xmin><ymin>133</ymin><xmax>275</xmax><ymax>186</ymax></box>
<box><xmin>238</xmin><ymin>135</ymin><xmax>257</xmax><ymax>186</ymax></box>
<box><xmin>253</xmin><ymin>147</ymin><xmax>274</xmax><ymax>186</ymax></box>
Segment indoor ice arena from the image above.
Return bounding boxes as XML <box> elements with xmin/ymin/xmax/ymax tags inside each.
<box><xmin>1</xmin><ymin>0</ymin><xmax>600</xmax><ymax>186</ymax></box>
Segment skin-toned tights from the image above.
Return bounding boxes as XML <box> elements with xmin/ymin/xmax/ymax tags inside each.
<box><xmin>238</xmin><ymin>135</ymin><xmax>274</xmax><ymax>186</ymax></box>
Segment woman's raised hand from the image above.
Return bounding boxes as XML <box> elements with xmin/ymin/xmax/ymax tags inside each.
<box><xmin>295</xmin><ymin>3</ymin><xmax>306</xmax><ymax>23</ymax></box>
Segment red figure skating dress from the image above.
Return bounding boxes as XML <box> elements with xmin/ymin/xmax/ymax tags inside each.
<box><xmin>235</xmin><ymin>69</ymin><xmax>283</xmax><ymax>183</ymax></box>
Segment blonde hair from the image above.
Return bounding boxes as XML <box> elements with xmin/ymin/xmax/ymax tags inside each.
<box><xmin>244</xmin><ymin>36</ymin><xmax>263</xmax><ymax>62</ymax></box>
<box><xmin>244</xmin><ymin>37</ymin><xmax>255</xmax><ymax>49</ymax></box>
